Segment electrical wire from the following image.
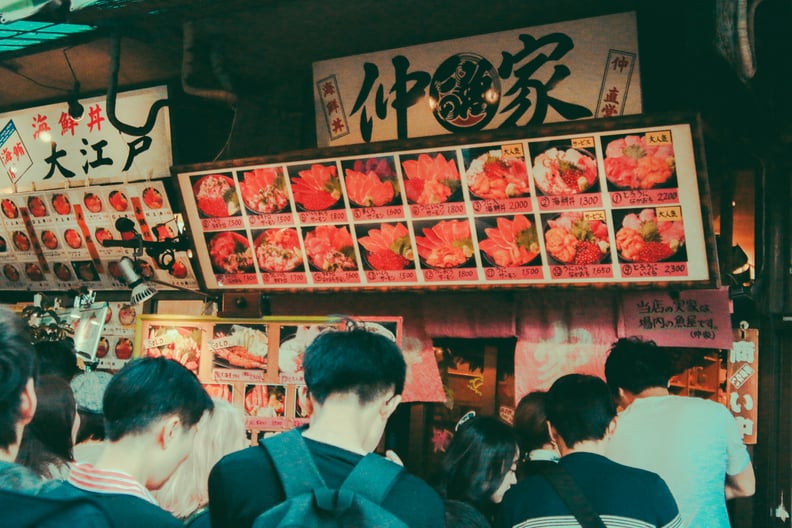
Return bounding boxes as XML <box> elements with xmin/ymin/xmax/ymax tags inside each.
<box><xmin>212</xmin><ymin>104</ymin><xmax>238</xmax><ymax>162</ymax></box>
<box><xmin>0</xmin><ymin>62</ymin><xmax>70</xmax><ymax>92</ymax></box>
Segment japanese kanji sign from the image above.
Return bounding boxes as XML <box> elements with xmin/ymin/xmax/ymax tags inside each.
<box><xmin>0</xmin><ymin>86</ymin><xmax>171</xmax><ymax>191</ymax></box>
<box><xmin>313</xmin><ymin>12</ymin><xmax>641</xmax><ymax>146</ymax></box>
<box><xmin>727</xmin><ymin>328</ymin><xmax>758</xmax><ymax>444</ymax></box>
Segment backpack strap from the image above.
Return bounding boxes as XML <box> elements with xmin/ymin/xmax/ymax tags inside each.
<box><xmin>261</xmin><ymin>429</ymin><xmax>327</xmax><ymax>497</ymax></box>
<box><xmin>341</xmin><ymin>453</ymin><xmax>403</xmax><ymax>504</ymax></box>
<box><xmin>541</xmin><ymin>463</ymin><xmax>606</xmax><ymax>528</ymax></box>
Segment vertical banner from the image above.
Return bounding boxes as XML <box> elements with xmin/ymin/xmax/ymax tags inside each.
<box><xmin>727</xmin><ymin>327</ymin><xmax>758</xmax><ymax>444</ymax></box>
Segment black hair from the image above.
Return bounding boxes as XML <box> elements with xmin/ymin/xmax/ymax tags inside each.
<box><xmin>0</xmin><ymin>308</ymin><xmax>37</xmax><ymax>449</ymax></box>
<box><xmin>444</xmin><ymin>499</ymin><xmax>492</xmax><ymax>528</ymax></box>
<box><xmin>303</xmin><ymin>329</ymin><xmax>406</xmax><ymax>404</ymax></box>
<box><xmin>436</xmin><ymin>416</ymin><xmax>518</xmax><ymax>517</ymax></box>
<box><xmin>513</xmin><ymin>391</ymin><xmax>550</xmax><ymax>455</ymax></box>
<box><xmin>103</xmin><ymin>357</ymin><xmax>213</xmax><ymax>441</ymax></box>
<box><xmin>75</xmin><ymin>408</ymin><xmax>105</xmax><ymax>443</ymax></box>
<box><xmin>545</xmin><ymin>374</ymin><xmax>616</xmax><ymax>448</ymax></box>
<box><xmin>604</xmin><ymin>336</ymin><xmax>673</xmax><ymax>396</ymax></box>
<box><xmin>17</xmin><ymin>375</ymin><xmax>76</xmax><ymax>478</ymax></box>
<box><xmin>34</xmin><ymin>339</ymin><xmax>80</xmax><ymax>382</ymax></box>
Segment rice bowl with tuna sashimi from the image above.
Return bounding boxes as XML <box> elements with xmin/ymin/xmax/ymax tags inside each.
<box><xmin>615</xmin><ymin>208</ymin><xmax>685</xmax><ymax>262</ymax></box>
<box><xmin>194</xmin><ymin>174</ymin><xmax>240</xmax><ymax>217</ymax></box>
<box><xmin>303</xmin><ymin>224</ymin><xmax>357</xmax><ymax>271</ymax></box>
<box><xmin>254</xmin><ymin>228</ymin><xmax>304</xmax><ymax>272</ymax></box>
<box><xmin>543</xmin><ymin>212</ymin><xmax>610</xmax><ymax>265</ymax></box>
<box><xmin>240</xmin><ymin>167</ymin><xmax>290</xmax><ymax>214</ymax></box>
<box><xmin>466</xmin><ymin>152</ymin><xmax>530</xmax><ymax>200</ymax></box>
<box><xmin>401</xmin><ymin>153</ymin><xmax>461</xmax><ymax>205</ymax></box>
<box><xmin>415</xmin><ymin>219</ymin><xmax>474</xmax><ymax>268</ymax></box>
<box><xmin>208</xmin><ymin>232</ymin><xmax>255</xmax><ymax>274</ymax></box>
<box><xmin>532</xmin><ymin>147</ymin><xmax>598</xmax><ymax>196</ymax></box>
<box><xmin>603</xmin><ymin>134</ymin><xmax>676</xmax><ymax>189</ymax></box>
<box><xmin>291</xmin><ymin>164</ymin><xmax>342</xmax><ymax>211</ymax></box>
<box><xmin>357</xmin><ymin>223</ymin><xmax>414</xmax><ymax>271</ymax></box>
<box><xmin>478</xmin><ymin>215</ymin><xmax>540</xmax><ymax>267</ymax></box>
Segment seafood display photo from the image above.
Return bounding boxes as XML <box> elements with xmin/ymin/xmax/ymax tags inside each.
<box><xmin>602</xmin><ymin>133</ymin><xmax>676</xmax><ymax>190</ymax></box>
<box><xmin>212</xmin><ymin>324</ymin><xmax>268</xmax><ymax>370</ymax></box>
<box><xmin>207</xmin><ymin>231</ymin><xmax>255</xmax><ymax>274</ymax></box>
<box><xmin>531</xmin><ymin>142</ymin><xmax>599</xmax><ymax>196</ymax></box>
<box><xmin>544</xmin><ymin>212</ymin><xmax>611</xmax><ymax>265</ymax></box>
<box><xmin>143</xmin><ymin>325</ymin><xmax>202</xmax><ymax>374</ymax></box>
<box><xmin>357</xmin><ymin>223</ymin><xmax>414</xmax><ymax>271</ymax></box>
<box><xmin>240</xmin><ymin>167</ymin><xmax>290</xmax><ymax>214</ymax></box>
<box><xmin>303</xmin><ymin>224</ymin><xmax>357</xmax><ymax>272</ymax></box>
<box><xmin>290</xmin><ymin>163</ymin><xmax>343</xmax><ymax>211</ymax></box>
<box><xmin>464</xmin><ymin>147</ymin><xmax>530</xmax><ymax>200</ymax></box>
<box><xmin>401</xmin><ymin>151</ymin><xmax>461</xmax><ymax>205</ymax></box>
<box><xmin>193</xmin><ymin>173</ymin><xmax>241</xmax><ymax>217</ymax></box>
<box><xmin>478</xmin><ymin>215</ymin><xmax>540</xmax><ymax>267</ymax></box>
<box><xmin>414</xmin><ymin>219</ymin><xmax>475</xmax><ymax>269</ymax></box>
<box><xmin>254</xmin><ymin>228</ymin><xmax>304</xmax><ymax>273</ymax></box>
<box><xmin>615</xmin><ymin>208</ymin><xmax>686</xmax><ymax>263</ymax></box>
<box><xmin>342</xmin><ymin>156</ymin><xmax>400</xmax><ymax>208</ymax></box>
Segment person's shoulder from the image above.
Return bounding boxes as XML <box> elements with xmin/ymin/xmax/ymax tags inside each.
<box><xmin>213</xmin><ymin>445</ymin><xmax>268</xmax><ymax>474</ymax></box>
<box><xmin>0</xmin><ymin>460</ymin><xmax>45</xmax><ymax>493</ymax></box>
<box><xmin>602</xmin><ymin>456</ymin><xmax>669</xmax><ymax>486</ymax></box>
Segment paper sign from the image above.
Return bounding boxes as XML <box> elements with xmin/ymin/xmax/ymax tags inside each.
<box><xmin>727</xmin><ymin>329</ymin><xmax>758</xmax><ymax>444</ymax></box>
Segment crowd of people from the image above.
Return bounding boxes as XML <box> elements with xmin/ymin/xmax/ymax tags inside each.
<box><xmin>0</xmin><ymin>306</ymin><xmax>754</xmax><ymax>527</ymax></box>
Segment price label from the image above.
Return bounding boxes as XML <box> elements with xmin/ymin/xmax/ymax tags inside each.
<box><xmin>583</xmin><ymin>210</ymin><xmax>607</xmax><ymax>222</ymax></box>
<box><xmin>571</xmin><ymin>136</ymin><xmax>595</xmax><ymax>149</ymax></box>
<box><xmin>208</xmin><ymin>336</ymin><xmax>240</xmax><ymax>350</ymax></box>
<box><xmin>645</xmin><ymin>130</ymin><xmax>672</xmax><ymax>146</ymax></box>
<box><xmin>656</xmin><ymin>206</ymin><xmax>682</xmax><ymax>221</ymax></box>
<box><xmin>501</xmin><ymin>143</ymin><xmax>524</xmax><ymax>159</ymax></box>
<box><xmin>143</xmin><ymin>335</ymin><xmax>174</xmax><ymax>349</ymax></box>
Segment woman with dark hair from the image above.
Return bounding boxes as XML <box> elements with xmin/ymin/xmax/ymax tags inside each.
<box><xmin>17</xmin><ymin>375</ymin><xmax>78</xmax><ymax>480</ymax></box>
<box><xmin>435</xmin><ymin>415</ymin><xmax>519</xmax><ymax>525</ymax></box>
<box><xmin>513</xmin><ymin>391</ymin><xmax>559</xmax><ymax>479</ymax></box>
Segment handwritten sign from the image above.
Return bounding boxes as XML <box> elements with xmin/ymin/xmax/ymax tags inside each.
<box><xmin>727</xmin><ymin>328</ymin><xmax>758</xmax><ymax>444</ymax></box>
<box><xmin>620</xmin><ymin>288</ymin><xmax>732</xmax><ymax>349</ymax></box>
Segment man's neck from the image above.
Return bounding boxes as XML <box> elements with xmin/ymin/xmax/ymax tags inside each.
<box><xmin>93</xmin><ymin>439</ymin><xmax>149</xmax><ymax>488</ymax></box>
<box><xmin>635</xmin><ymin>386</ymin><xmax>670</xmax><ymax>399</ymax></box>
<box><xmin>302</xmin><ymin>397</ymin><xmax>379</xmax><ymax>455</ymax></box>
<box><xmin>561</xmin><ymin>439</ymin><xmax>608</xmax><ymax>458</ymax></box>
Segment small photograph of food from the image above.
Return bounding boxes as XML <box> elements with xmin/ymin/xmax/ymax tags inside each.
<box><xmin>118</xmin><ymin>304</ymin><xmax>137</xmax><ymax>326</ymax></box>
<box><xmin>357</xmin><ymin>223</ymin><xmax>414</xmax><ymax>271</ymax></box>
<box><xmin>204</xmin><ymin>384</ymin><xmax>233</xmax><ymax>403</ymax></box>
<box><xmin>244</xmin><ymin>384</ymin><xmax>286</xmax><ymax>417</ymax></box>
<box><xmin>401</xmin><ymin>151</ymin><xmax>461</xmax><ymax>205</ymax></box>
<box><xmin>531</xmin><ymin>142</ymin><xmax>599</xmax><ymax>196</ymax></box>
<box><xmin>614</xmin><ymin>208</ymin><xmax>686</xmax><ymax>263</ymax></box>
<box><xmin>107</xmin><ymin>260</ymin><xmax>123</xmax><ymax>280</ymax></box>
<box><xmin>64</xmin><ymin>228</ymin><xmax>83</xmax><ymax>249</ymax></box>
<box><xmin>169</xmin><ymin>259</ymin><xmax>189</xmax><ymax>279</ymax></box>
<box><xmin>212</xmin><ymin>323</ymin><xmax>268</xmax><ymax>370</ymax></box>
<box><xmin>602</xmin><ymin>133</ymin><xmax>676</xmax><ymax>190</ymax></box>
<box><xmin>143</xmin><ymin>326</ymin><xmax>200</xmax><ymax>373</ymax></box>
<box><xmin>477</xmin><ymin>215</ymin><xmax>541</xmax><ymax>267</ymax></box>
<box><xmin>463</xmin><ymin>147</ymin><xmax>530</xmax><ymax>200</ymax></box>
<box><xmin>239</xmin><ymin>167</ymin><xmax>290</xmax><ymax>214</ymax></box>
<box><xmin>114</xmin><ymin>337</ymin><xmax>134</xmax><ymax>360</ymax></box>
<box><xmin>289</xmin><ymin>163</ymin><xmax>343</xmax><ymax>211</ymax></box>
<box><xmin>341</xmin><ymin>156</ymin><xmax>400</xmax><ymax>208</ymax></box>
<box><xmin>543</xmin><ymin>212</ymin><xmax>611</xmax><ymax>265</ymax></box>
<box><xmin>206</xmin><ymin>231</ymin><xmax>255</xmax><ymax>274</ymax></box>
<box><xmin>0</xmin><ymin>236</ymin><xmax>7</xmax><ymax>253</ymax></box>
<box><xmin>193</xmin><ymin>174</ymin><xmax>239</xmax><ymax>217</ymax></box>
<box><xmin>142</xmin><ymin>186</ymin><xmax>165</xmax><ymax>209</ymax></box>
<box><xmin>1</xmin><ymin>198</ymin><xmax>19</xmax><ymax>219</ymax></box>
<box><xmin>51</xmin><ymin>193</ymin><xmax>71</xmax><ymax>215</ymax></box>
<box><xmin>95</xmin><ymin>337</ymin><xmax>109</xmax><ymax>359</ymax></box>
<box><xmin>108</xmin><ymin>190</ymin><xmax>129</xmax><ymax>212</ymax></box>
<box><xmin>153</xmin><ymin>223</ymin><xmax>176</xmax><ymax>241</ymax></box>
<box><xmin>73</xmin><ymin>260</ymin><xmax>99</xmax><ymax>282</ymax></box>
<box><xmin>40</xmin><ymin>230</ymin><xmax>59</xmax><ymax>250</ymax></box>
<box><xmin>3</xmin><ymin>264</ymin><xmax>20</xmax><ymax>282</ymax></box>
<box><xmin>94</xmin><ymin>227</ymin><xmax>113</xmax><ymax>246</ymax></box>
<box><xmin>295</xmin><ymin>385</ymin><xmax>312</xmax><ymax>419</ymax></box>
<box><xmin>12</xmin><ymin>231</ymin><xmax>30</xmax><ymax>251</ymax></box>
<box><xmin>303</xmin><ymin>224</ymin><xmax>357</xmax><ymax>272</ymax></box>
<box><xmin>27</xmin><ymin>196</ymin><xmax>48</xmax><ymax>217</ymax></box>
<box><xmin>24</xmin><ymin>263</ymin><xmax>44</xmax><ymax>281</ymax></box>
<box><xmin>53</xmin><ymin>262</ymin><xmax>73</xmax><ymax>281</ymax></box>
<box><xmin>254</xmin><ymin>227</ymin><xmax>304</xmax><ymax>273</ymax></box>
<box><xmin>83</xmin><ymin>192</ymin><xmax>103</xmax><ymax>213</ymax></box>
<box><xmin>414</xmin><ymin>218</ymin><xmax>475</xmax><ymax>269</ymax></box>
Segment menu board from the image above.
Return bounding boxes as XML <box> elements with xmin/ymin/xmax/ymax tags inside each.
<box><xmin>0</xmin><ymin>181</ymin><xmax>198</xmax><ymax>291</ymax></box>
<box><xmin>135</xmin><ymin>315</ymin><xmax>402</xmax><ymax>433</ymax></box>
<box><xmin>176</xmin><ymin>116</ymin><xmax>715</xmax><ymax>291</ymax></box>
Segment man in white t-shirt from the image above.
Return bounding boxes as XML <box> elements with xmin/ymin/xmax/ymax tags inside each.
<box><xmin>605</xmin><ymin>337</ymin><xmax>755</xmax><ymax>528</ymax></box>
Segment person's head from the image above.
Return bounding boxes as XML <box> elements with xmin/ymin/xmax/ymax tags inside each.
<box><xmin>444</xmin><ymin>499</ymin><xmax>492</xmax><ymax>528</ymax></box>
<box><xmin>303</xmin><ymin>329</ymin><xmax>406</xmax><ymax>449</ymax></box>
<box><xmin>604</xmin><ymin>337</ymin><xmax>673</xmax><ymax>404</ymax></box>
<box><xmin>153</xmin><ymin>398</ymin><xmax>247</xmax><ymax>519</ymax></box>
<box><xmin>438</xmin><ymin>416</ymin><xmax>519</xmax><ymax>514</ymax></box>
<box><xmin>545</xmin><ymin>374</ymin><xmax>617</xmax><ymax>453</ymax></box>
<box><xmin>103</xmin><ymin>357</ymin><xmax>214</xmax><ymax>489</ymax></box>
<box><xmin>0</xmin><ymin>308</ymin><xmax>37</xmax><ymax>460</ymax></box>
<box><xmin>71</xmin><ymin>370</ymin><xmax>113</xmax><ymax>443</ymax></box>
<box><xmin>513</xmin><ymin>391</ymin><xmax>552</xmax><ymax>456</ymax></box>
<box><xmin>34</xmin><ymin>339</ymin><xmax>80</xmax><ymax>382</ymax></box>
<box><xmin>17</xmin><ymin>375</ymin><xmax>77</xmax><ymax>479</ymax></box>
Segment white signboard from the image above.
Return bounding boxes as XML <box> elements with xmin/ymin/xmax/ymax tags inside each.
<box><xmin>0</xmin><ymin>86</ymin><xmax>172</xmax><ymax>192</ymax></box>
<box><xmin>313</xmin><ymin>12</ymin><xmax>641</xmax><ymax>147</ymax></box>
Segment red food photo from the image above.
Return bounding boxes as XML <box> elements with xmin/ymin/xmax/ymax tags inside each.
<box><xmin>255</xmin><ymin>228</ymin><xmax>303</xmax><ymax>273</ymax></box>
<box><xmin>532</xmin><ymin>147</ymin><xmax>598</xmax><ymax>196</ymax></box>
<box><xmin>208</xmin><ymin>232</ymin><xmax>254</xmax><ymax>274</ymax></box>
<box><xmin>3</xmin><ymin>264</ymin><xmax>19</xmax><ymax>281</ymax></box>
<box><xmin>107</xmin><ymin>261</ymin><xmax>123</xmax><ymax>279</ymax></box>
<box><xmin>41</xmin><ymin>230</ymin><xmax>59</xmax><ymax>250</ymax></box>
<box><xmin>358</xmin><ymin>223</ymin><xmax>413</xmax><ymax>271</ymax></box>
<box><xmin>544</xmin><ymin>212</ymin><xmax>610</xmax><ymax>265</ymax></box>
<box><xmin>53</xmin><ymin>263</ymin><xmax>72</xmax><ymax>281</ymax></box>
<box><xmin>64</xmin><ymin>229</ymin><xmax>83</xmax><ymax>249</ymax></box>
<box><xmin>114</xmin><ymin>337</ymin><xmax>134</xmax><ymax>360</ymax></box>
<box><xmin>291</xmin><ymin>164</ymin><xmax>342</xmax><ymax>210</ymax></box>
<box><xmin>479</xmin><ymin>215</ymin><xmax>540</xmax><ymax>267</ymax></box>
<box><xmin>118</xmin><ymin>304</ymin><xmax>137</xmax><ymax>326</ymax></box>
<box><xmin>108</xmin><ymin>190</ymin><xmax>129</xmax><ymax>212</ymax></box>
<box><xmin>142</xmin><ymin>186</ymin><xmax>165</xmax><ymax>209</ymax></box>
<box><xmin>95</xmin><ymin>228</ymin><xmax>113</xmax><ymax>245</ymax></box>
<box><xmin>95</xmin><ymin>337</ymin><xmax>109</xmax><ymax>359</ymax></box>
<box><xmin>24</xmin><ymin>263</ymin><xmax>44</xmax><ymax>281</ymax></box>
<box><xmin>615</xmin><ymin>209</ymin><xmax>685</xmax><ymax>263</ymax></box>
<box><xmin>169</xmin><ymin>260</ymin><xmax>188</xmax><ymax>279</ymax></box>
<box><xmin>415</xmin><ymin>219</ymin><xmax>474</xmax><ymax>268</ymax></box>
<box><xmin>193</xmin><ymin>175</ymin><xmax>239</xmax><ymax>217</ymax></box>
<box><xmin>12</xmin><ymin>231</ymin><xmax>30</xmax><ymax>251</ymax></box>
<box><xmin>466</xmin><ymin>152</ymin><xmax>530</xmax><ymax>200</ymax></box>
<box><xmin>51</xmin><ymin>193</ymin><xmax>71</xmax><ymax>215</ymax></box>
<box><xmin>27</xmin><ymin>196</ymin><xmax>48</xmax><ymax>217</ymax></box>
<box><xmin>401</xmin><ymin>153</ymin><xmax>460</xmax><ymax>204</ymax></box>
<box><xmin>83</xmin><ymin>192</ymin><xmax>103</xmax><ymax>213</ymax></box>
<box><xmin>344</xmin><ymin>168</ymin><xmax>395</xmax><ymax>207</ymax></box>
<box><xmin>603</xmin><ymin>134</ymin><xmax>676</xmax><ymax>189</ymax></box>
<box><xmin>240</xmin><ymin>167</ymin><xmax>290</xmax><ymax>214</ymax></box>
<box><xmin>2</xmin><ymin>199</ymin><xmax>19</xmax><ymax>219</ymax></box>
<box><xmin>303</xmin><ymin>225</ymin><xmax>357</xmax><ymax>271</ymax></box>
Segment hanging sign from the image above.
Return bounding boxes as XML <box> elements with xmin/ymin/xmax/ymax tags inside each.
<box><xmin>727</xmin><ymin>327</ymin><xmax>758</xmax><ymax>444</ymax></box>
<box><xmin>313</xmin><ymin>12</ymin><xmax>641</xmax><ymax>146</ymax></box>
<box><xmin>0</xmin><ymin>86</ymin><xmax>172</xmax><ymax>192</ymax></box>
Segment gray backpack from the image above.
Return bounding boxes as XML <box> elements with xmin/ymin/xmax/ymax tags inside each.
<box><xmin>253</xmin><ymin>429</ymin><xmax>408</xmax><ymax>528</ymax></box>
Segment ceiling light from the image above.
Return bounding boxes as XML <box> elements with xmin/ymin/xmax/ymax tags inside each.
<box><xmin>119</xmin><ymin>256</ymin><xmax>157</xmax><ymax>305</ymax></box>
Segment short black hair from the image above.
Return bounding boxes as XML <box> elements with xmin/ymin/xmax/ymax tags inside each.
<box><xmin>34</xmin><ymin>339</ymin><xmax>80</xmax><ymax>382</ymax></box>
<box><xmin>513</xmin><ymin>391</ymin><xmax>550</xmax><ymax>455</ymax></box>
<box><xmin>545</xmin><ymin>374</ymin><xmax>616</xmax><ymax>448</ymax></box>
<box><xmin>437</xmin><ymin>416</ymin><xmax>518</xmax><ymax>514</ymax></box>
<box><xmin>0</xmin><ymin>308</ymin><xmax>37</xmax><ymax>449</ymax></box>
<box><xmin>444</xmin><ymin>499</ymin><xmax>491</xmax><ymax>528</ymax></box>
<box><xmin>303</xmin><ymin>329</ymin><xmax>406</xmax><ymax>405</ymax></box>
<box><xmin>103</xmin><ymin>357</ymin><xmax>213</xmax><ymax>441</ymax></box>
<box><xmin>604</xmin><ymin>337</ymin><xmax>673</xmax><ymax>396</ymax></box>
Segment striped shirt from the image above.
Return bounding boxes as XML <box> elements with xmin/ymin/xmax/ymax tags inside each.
<box><xmin>67</xmin><ymin>462</ymin><xmax>157</xmax><ymax>504</ymax></box>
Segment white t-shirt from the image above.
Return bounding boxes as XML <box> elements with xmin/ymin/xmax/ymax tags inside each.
<box><xmin>606</xmin><ymin>395</ymin><xmax>751</xmax><ymax>528</ymax></box>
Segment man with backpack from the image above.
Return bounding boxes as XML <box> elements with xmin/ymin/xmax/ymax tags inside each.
<box><xmin>209</xmin><ymin>328</ymin><xmax>446</xmax><ymax>527</ymax></box>
<box><xmin>43</xmin><ymin>357</ymin><xmax>214</xmax><ymax>528</ymax></box>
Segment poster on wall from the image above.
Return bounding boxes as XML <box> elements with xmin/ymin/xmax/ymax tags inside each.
<box><xmin>728</xmin><ymin>327</ymin><xmax>758</xmax><ymax>444</ymax></box>
<box><xmin>312</xmin><ymin>12</ymin><xmax>641</xmax><ymax>146</ymax></box>
<box><xmin>134</xmin><ymin>315</ymin><xmax>435</xmax><ymax>434</ymax></box>
<box><xmin>176</xmin><ymin>114</ymin><xmax>717</xmax><ymax>292</ymax></box>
